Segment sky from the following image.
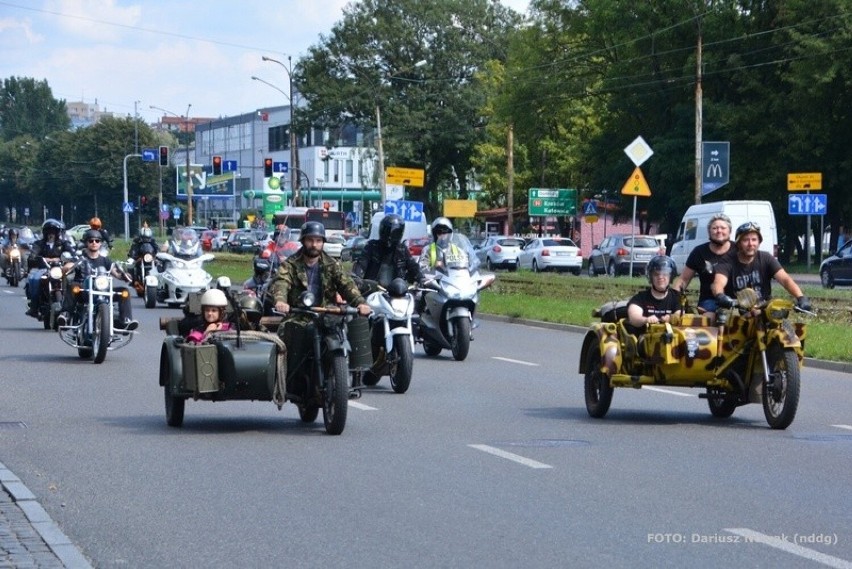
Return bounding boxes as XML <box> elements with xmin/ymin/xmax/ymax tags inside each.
<box><xmin>0</xmin><ymin>0</ymin><xmax>530</xmax><ymax>124</ymax></box>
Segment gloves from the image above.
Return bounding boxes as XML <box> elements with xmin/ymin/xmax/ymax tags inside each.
<box><xmin>796</xmin><ymin>295</ymin><xmax>812</xmax><ymax>312</ymax></box>
<box><xmin>715</xmin><ymin>293</ymin><xmax>735</xmax><ymax>309</ymax></box>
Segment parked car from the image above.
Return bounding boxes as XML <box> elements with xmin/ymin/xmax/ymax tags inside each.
<box><xmin>517</xmin><ymin>237</ymin><xmax>582</xmax><ymax>274</ymax></box>
<box><xmin>226</xmin><ymin>229</ymin><xmax>260</xmax><ymax>254</ymax></box>
<box><xmin>323</xmin><ymin>235</ymin><xmax>346</xmax><ymax>258</ymax></box>
<box><xmin>819</xmin><ymin>239</ymin><xmax>852</xmax><ymax>288</ymax></box>
<box><xmin>405</xmin><ymin>236</ymin><xmax>431</xmax><ymax>257</ymax></box>
<box><xmin>200</xmin><ymin>230</ymin><xmax>219</xmax><ymax>252</ymax></box>
<box><xmin>213</xmin><ymin>229</ymin><xmax>231</xmax><ymax>251</ymax></box>
<box><xmin>475</xmin><ymin>236</ymin><xmax>525</xmax><ymax>271</ymax></box>
<box><xmin>587</xmin><ymin>234</ymin><xmax>664</xmax><ymax>277</ymax></box>
<box><xmin>66</xmin><ymin>224</ymin><xmax>91</xmax><ymax>242</ymax></box>
<box><xmin>341</xmin><ymin>236</ymin><xmax>368</xmax><ymax>262</ymax></box>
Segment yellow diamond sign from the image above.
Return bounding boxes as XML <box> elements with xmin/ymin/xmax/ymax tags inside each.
<box><xmin>621</xmin><ymin>167</ymin><xmax>651</xmax><ymax>197</ymax></box>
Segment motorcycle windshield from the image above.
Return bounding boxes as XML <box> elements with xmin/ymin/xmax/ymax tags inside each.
<box><xmin>439</xmin><ymin>233</ymin><xmax>478</xmax><ymax>272</ymax></box>
<box><xmin>171</xmin><ymin>229</ymin><xmax>200</xmax><ymax>257</ymax></box>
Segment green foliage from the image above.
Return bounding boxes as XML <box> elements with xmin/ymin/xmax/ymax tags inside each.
<box><xmin>0</xmin><ymin>77</ymin><xmax>70</xmax><ymax>141</ymax></box>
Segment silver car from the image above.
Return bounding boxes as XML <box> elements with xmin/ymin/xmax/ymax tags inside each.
<box><xmin>475</xmin><ymin>236</ymin><xmax>525</xmax><ymax>271</ymax></box>
<box><xmin>588</xmin><ymin>235</ymin><xmax>663</xmax><ymax>277</ymax></box>
<box><xmin>517</xmin><ymin>237</ymin><xmax>582</xmax><ymax>274</ymax></box>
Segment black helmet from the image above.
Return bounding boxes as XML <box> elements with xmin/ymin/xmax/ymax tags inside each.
<box><xmin>379</xmin><ymin>214</ymin><xmax>405</xmax><ymax>248</ymax></box>
<box><xmin>82</xmin><ymin>229</ymin><xmax>103</xmax><ymax>243</ymax></box>
<box><xmin>646</xmin><ymin>255</ymin><xmax>676</xmax><ymax>284</ymax></box>
<box><xmin>300</xmin><ymin>221</ymin><xmax>326</xmax><ymax>243</ymax></box>
<box><xmin>253</xmin><ymin>256</ymin><xmax>271</xmax><ymax>274</ymax></box>
<box><xmin>42</xmin><ymin>219</ymin><xmax>64</xmax><ymax>235</ymax></box>
<box><xmin>735</xmin><ymin>221</ymin><xmax>763</xmax><ymax>244</ymax></box>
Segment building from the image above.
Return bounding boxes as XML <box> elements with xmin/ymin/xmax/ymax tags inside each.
<box><xmin>66</xmin><ymin>100</ymin><xmax>115</xmax><ymax>129</ymax></box>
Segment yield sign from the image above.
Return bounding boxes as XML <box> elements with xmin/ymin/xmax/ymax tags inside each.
<box><xmin>621</xmin><ymin>167</ymin><xmax>652</xmax><ymax>197</ymax></box>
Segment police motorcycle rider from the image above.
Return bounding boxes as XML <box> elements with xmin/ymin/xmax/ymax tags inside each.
<box><xmin>352</xmin><ymin>213</ymin><xmax>425</xmax><ymax>292</ymax></box>
<box><xmin>271</xmin><ymin>222</ymin><xmax>371</xmax><ymax>385</ymax></box>
<box><xmin>418</xmin><ymin>217</ymin><xmax>480</xmax><ymax>275</ymax></box>
<box><xmin>26</xmin><ymin>219</ymin><xmax>75</xmax><ymax>317</ymax></box>
<box><xmin>57</xmin><ymin>229</ymin><xmax>139</xmax><ymax>331</ymax></box>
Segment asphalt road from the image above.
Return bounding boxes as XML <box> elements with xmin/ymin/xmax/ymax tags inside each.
<box><xmin>1</xmin><ymin>285</ymin><xmax>850</xmax><ymax>568</ymax></box>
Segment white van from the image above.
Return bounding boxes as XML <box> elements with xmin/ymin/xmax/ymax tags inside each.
<box><xmin>669</xmin><ymin>200</ymin><xmax>778</xmax><ymax>271</ymax></box>
<box><xmin>368</xmin><ymin>212</ymin><xmax>430</xmax><ymax>242</ymax></box>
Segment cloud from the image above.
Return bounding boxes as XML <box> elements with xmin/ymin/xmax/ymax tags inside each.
<box><xmin>46</xmin><ymin>0</ymin><xmax>142</xmax><ymax>42</ymax></box>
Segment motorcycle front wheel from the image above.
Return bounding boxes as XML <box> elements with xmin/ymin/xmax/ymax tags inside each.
<box><xmin>762</xmin><ymin>344</ymin><xmax>800</xmax><ymax>430</ymax></box>
<box><xmin>322</xmin><ymin>353</ymin><xmax>349</xmax><ymax>435</ymax></box>
<box><xmin>92</xmin><ymin>303</ymin><xmax>110</xmax><ymax>364</ymax></box>
<box><xmin>450</xmin><ymin>318</ymin><xmax>471</xmax><ymax>361</ymax></box>
<box><xmin>583</xmin><ymin>344</ymin><xmax>613</xmax><ymax>418</ymax></box>
<box><xmin>144</xmin><ymin>285</ymin><xmax>157</xmax><ymax>309</ymax></box>
<box><xmin>389</xmin><ymin>335</ymin><xmax>413</xmax><ymax>394</ymax></box>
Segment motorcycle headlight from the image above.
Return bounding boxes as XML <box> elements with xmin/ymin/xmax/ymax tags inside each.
<box><xmin>143</xmin><ymin>253</ymin><xmax>153</xmax><ymax>263</ymax></box>
<box><xmin>9</xmin><ymin>249</ymin><xmax>20</xmax><ymax>259</ymax></box>
<box><xmin>765</xmin><ymin>299</ymin><xmax>791</xmax><ymax>324</ymax></box>
<box><xmin>49</xmin><ymin>266</ymin><xmax>63</xmax><ymax>280</ymax></box>
<box><xmin>389</xmin><ymin>296</ymin><xmax>412</xmax><ymax>316</ymax></box>
<box><xmin>173</xmin><ymin>260</ymin><xmax>187</xmax><ymax>269</ymax></box>
<box><xmin>94</xmin><ymin>275</ymin><xmax>110</xmax><ymax>291</ymax></box>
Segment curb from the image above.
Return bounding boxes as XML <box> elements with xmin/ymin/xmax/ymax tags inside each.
<box><xmin>0</xmin><ymin>461</ymin><xmax>93</xmax><ymax>569</ymax></box>
<box><xmin>478</xmin><ymin>313</ymin><xmax>851</xmax><ymax>375</ymax></box>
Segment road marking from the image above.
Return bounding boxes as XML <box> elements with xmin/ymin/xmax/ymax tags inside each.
<box><xmin>643</xmin><ymin>386</ymin><xmax>692</xmax><ymax>397</ymax></box>
<box><xmin>492</xmin><ymin>356</ymin><xmax>539</xmax><ymax>366</ymax></box>
<box><xmin>468</xmin><ymin>444</ymin><xmax>552</xmax><ymax>469</ymax></box>
<box><xmin>348</xmin><ymin>401</ymin><xmax>378</xmax><ymax>411</ymax></box>
<box><xmin>724</xmin><ymin>528</ymin><xmax>852</xmax><ymax>569</ymax></box>
<box><xmin>831</xmin><ymin>424</ymin><xmax>852</xmax><ymax>431</ymax></box>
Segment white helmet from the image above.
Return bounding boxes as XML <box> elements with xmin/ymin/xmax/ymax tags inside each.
<box><xmin>200</xmin><ymin>288</ymin><xmax>228</xmax><ymax>308</ymax></box>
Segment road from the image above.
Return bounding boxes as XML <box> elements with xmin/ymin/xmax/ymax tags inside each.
<box><xmin>1</xmin><ymin>285</ymin><xmax>850</xmax><ymax>568</ymax></box>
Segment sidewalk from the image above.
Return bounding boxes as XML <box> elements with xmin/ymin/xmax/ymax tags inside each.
<box><xmin>0</xmin><ymin>461</ymin><xmax>92</xmax><ymax>569</ymax></box>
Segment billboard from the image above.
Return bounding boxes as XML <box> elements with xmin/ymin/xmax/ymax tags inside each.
<box><xmin>176</xmin><ymin>164</ymin><xmax>236</xmax><ymax>197</ymax></box>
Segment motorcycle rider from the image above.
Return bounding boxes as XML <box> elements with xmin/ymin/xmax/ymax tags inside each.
<box><xmin>1</xmin><ymin>228</ymin><xmax>25</xmax><ymax>277</ymax></box>
<box><xmin>672</xmin><ymin>213</ymin><xmax>737</xmax><ymax>319</ymax></box>
<box><xmin>58</xmin><ymin>229</ymin><xmax>138</xmax><ymax>331</ymax></box>
<box><xmin>88</xmin><ymin>216</ymin><xmax>113</xmax><ymax>252</ymax></box>
<box><xmin>418</xmin><ymin>217</ymin><xmax>480</xmax><ymax>274</ymax></box>
<box><xmin>626</xmin><ymin>255</ymin><xmax>682</xmax><ymax>336</ymax></box>
<box><xmin>128</xmin><ymin>225</ymin><xmax>159</xmax><ymax>259</ymax></box>
<box><xmin>711</xmin><ymin>222</ymin><xmax>811</xmax><ymax>311</ymax></box>
<box><xmin>244</xmin><ymin>249</ymin><xmax>272</xmax><ymax>294</ymax></box>
<box><xmin>26</xmin><ymin>219</ymin><xmax>75</xmax><ymax>317</ymax></box>
<box><xmin>352</xmin><ymin>213</ymin><xmax>424</xmax><ymax>291</ymax></box>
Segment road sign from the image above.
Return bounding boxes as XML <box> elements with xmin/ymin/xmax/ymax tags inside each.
<box><xmin>141</xmin><ymin>147</ymin><xmax>158</xmax><ymax>162</ymax></box>
<box><xmin>443</xmin><ymin>199</ymin><xmax>477</xmax><ymax>218</ymax></box>
<box><xmin>223</xmin><ymin>160</ymin><xmax>238</xmax><ymax>172</ymax></box>
<box><xmin>701</xmin><ymin>141</ymin><xmax>730</xmax><ymax>195</ymax></box>
<box><xmin>274</xmin><ymin>161</ymin><xmax>288</xmax><ymax>174</ymax></box>
<box><xmin>384</xmin><ymin>200</ymin><xmax>425</xmax><ymax>222</ymax></box>
<box><xmin>528</xmin><ymin>188</ymin><xmax>576</xmax><ymax>216</ymax></box>
<box><xmin>787</xmin><ymin>172</ymin><xmax>822</xmax><ymax>191</ymax></box>
<box><xmin>624</xmin><ymin>136</ymin><xmax>653</xmax><ymax>167</ymax></box>
<box><xmin>386</xmin><ymin>167</ymin><xmax>425</xmax><ymax>187</ymax></box>
<box><xmin>172</xmin><ymin>206</ymin><xmax>182</xmax><ymax>219</ymax></box>
<box><xmin>122</xmin><ymin>201</ymin><xmax>134</xmax><ymax>214</ymax></box>
<box><xmin>585</xmin><ymin>214</ymin><xmax>599</xmax><ymax>224</ymax></box>
<box><xmin>620</xmin><ymin>167</ymin><xmax>652</xmax><ymax>197</ymax></box>
<box><xmin>788</xmin><ymin>194</ymin><xmax>827</xmax><ymax>215</ymax></box>
<box><xmin>583</xmin><ymin>200</ymin><xmax>598</xmax><ymax>216</ymax></box>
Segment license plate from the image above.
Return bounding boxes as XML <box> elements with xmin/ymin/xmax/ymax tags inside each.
<box><xmin>636</xmin><ymin>254</ymin><xmax>652</xmax><ymax>260</ymax></box>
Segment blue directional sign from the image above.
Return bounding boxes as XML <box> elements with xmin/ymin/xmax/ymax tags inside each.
<box><xmin>701</xmin><ymin>141</ymin><xmax>730</xmax><ymax>196</ymax></box>
<box><xmin>122</xmin><ymin>201</ymin><xmax>135</xmax><ymax>213</ymax></box>
<box><xmin>273</xmin><ymin>161</ymin><xmax>288</xmax><ymax>174</ymax></box>
<box><xmin>384</xmin><ymin>200</ymin><xmax>424</xmax><ymax>222</ymax></box>
<box><xmin>788</xmin><ymin>193</ymin><xmax>827</xmax><ymax>216</ymax></box>
<box><xmin>583</xmin><ymin>200</ymin><xmax>598</xmax><ymax>216</ymax></box>
<box><xmin>141</xmin><ymin>148</ymin><xmax>158</xmax><ymax>162</ymax></box>
<box><xmin>223</xmin><ymin>160</ymin><xmax>238</xmax><ymax>172</ymax></box>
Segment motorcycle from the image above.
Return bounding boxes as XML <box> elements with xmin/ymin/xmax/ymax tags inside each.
<box><xmin>3</xmin><ymin>243</ymin><xmax>27</xmax><ymax>287</ymax></box>
<box><xmin>127</xmin><ymin>242</ymin><xmax>159</xmax><ymax>300</ymax></box>
<box><xmin>58</xmin><ymin>263</ymin><xmax>134</xmax><ymax>363</ymax></box>
<box><xmin>579</xmin><ymin>288</ymin><xmax>811</xmax><ymax>430</ymax></box>
<box><xmin>146</xmin><ymin>229</ymin><xmax>212</xmax><ymax>308</ymax></box>
<box><xmin>27</xmin><ymin>256</ymin><xmax>70</xmax><ymax>330</ymax></box>
<box><xmin>159</xmin><ymin>289</ymin><xmax>362</xmax><ymax>435</ymax></box>
<box><xmin>360</xmin><ymin>278</ymin><xmax>416</xmax><ymax>393</ymax></box>
<box><xmin>415</xmin><ymin>238</ymin><xmax>496</xmax><ymax>361</ymax></box>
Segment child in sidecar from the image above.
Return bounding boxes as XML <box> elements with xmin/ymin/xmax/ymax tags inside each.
<box><xmin>185</xmin><ymin>288</ymin><xmax>231</xmax><ymax>344</ymax></box>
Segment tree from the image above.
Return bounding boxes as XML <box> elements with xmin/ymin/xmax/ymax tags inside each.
<box><xmin>0</xmin><ymin>77</ymin><xmax>70</xmax><ymax>141</ymax></box>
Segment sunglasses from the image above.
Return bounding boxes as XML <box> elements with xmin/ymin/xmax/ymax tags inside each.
<box><xmin>87</xmin><ymin>239</ymin><xmax>102</xmax><ymax>244</ymax></box>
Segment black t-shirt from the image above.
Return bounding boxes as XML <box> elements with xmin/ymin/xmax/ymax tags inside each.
<box><xmin>626</xmin><ymin>288</ymin><xmax>681</xmax><ymax>335</ymax></box>
<box><xmin>685</xmin><ymin>241</ymin><xmax>736</xmax><ymax>301</ymax></box>
<box><xmin>716</xmin><ymin>251</ymin><xmax>782</xmax><ymax>302</ymax></box>
<box><xmin>74</xmin><ymin>255</ymin><xmax>113</xmax><ymax>281</ymax></box>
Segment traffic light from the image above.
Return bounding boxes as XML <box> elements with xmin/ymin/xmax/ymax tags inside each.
<box><xmin>158</xmin><ymin>145</ymin><xmax>169</xmax><ymax>166</ymax></box>
<box><xmin>212</xmin><ymin>155</ymin><xmax>222</xmax><ymax>175</ymax></box>
<box><xmin>264</xmin><ymin>158</ymin><xmax>273</xmax><ymax>177</ymax></box>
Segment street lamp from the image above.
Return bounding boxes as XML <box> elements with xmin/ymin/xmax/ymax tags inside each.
<box><xmin>260</xmin><ymin>55</ymin><xmax>299</xmax><ymax>206</ymax></box>
<box><xmin>150</xmin><ymin>103</ymin><xmax>193</xmax><ymax>225</ymax></box>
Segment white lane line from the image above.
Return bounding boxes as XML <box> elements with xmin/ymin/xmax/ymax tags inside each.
<box><xmin>468</xmin><ymin>444</ymin><xmax>552</xmax><ymax>469</ymax></box>
<box><xmin>831</xmin><ymin>424</ymin><xmax>852</xmax><ymax>431</ymax></box>
<box><xmin>643</xmin><ymin>386</ymin><xmax>693</xmax><ymax>397</ymax></box>
<box><xmin>348</xmin><ymin>401</ymin><xmax>378</xmax><ymax>411</ymax></box>
<box><xmin>492</xmin><ymin>356</ymin><xmax>539</xmax><ymax>366</ymax></box>
<box><xmin>724</xmin><ymin>528</ymin><xmax>852</xmax><ymax>569</ymax></box>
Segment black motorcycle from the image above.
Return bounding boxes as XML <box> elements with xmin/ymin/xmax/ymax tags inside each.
<box><xmin>28</xmin><ymin>257</ymin><xmax>69</xmax><ymax>330</ymax></box>
<box><xmin>3</xmin><ymin>243</ymin><xmax>27</xmax><ymax>287</ymax></box>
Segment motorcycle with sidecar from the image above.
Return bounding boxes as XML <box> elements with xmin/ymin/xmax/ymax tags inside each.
<box><xmin>158</xmin><ymin>286</ymin><xmax>367</xmax><ymax>435</ymax></box>
<box><xmin>578</xmin><ymin>288</ymin><xmax>810</xmax><ymax>430</ymax></box>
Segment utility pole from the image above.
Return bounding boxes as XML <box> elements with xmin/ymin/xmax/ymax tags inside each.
<box><xmin>185</xmin><ymin>104</ymin><xmax>193</xmax><ymax>225</ymax></box>
<box><xmin>376</xmin><ymin>104</ymin><xmax>385</xmax><ymax>206</ymax></box>
<box><xmin>506</xmin><ymin>124</ymin><xmax>514</xmax><ymax>236</ymax></box>
<box><xmin>694</xmin><ymin>16</ymin><xmax>703</xmax><ymax>205</ymax></box>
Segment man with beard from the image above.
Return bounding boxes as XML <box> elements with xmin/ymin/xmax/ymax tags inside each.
<box><xmin>672</xmin><ymin>213</ymin><xmax>737</xmax><ymax>319</ymax></box>
<box><xmin>711</xmin><ymin>222</ymin><xmax>810</xmax><ymax>311</ymax></box>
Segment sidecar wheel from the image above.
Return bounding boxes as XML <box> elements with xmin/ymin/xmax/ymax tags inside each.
<box><xmin>706</xmin><ymin>388</ymin><xmax>737</xmax><ymax>418</ymax></box>
<box><xmin>422</xmin><ymin>339</ymin><xmax>442</xmax><ymax>357</ymax></box>
<box><xmin>584</xmin><ymin>345</ymin><xmax>612</xmax><ymax>418</ymax></box>
<box><xmin>361</xmin><ymin>371</ymin><xmax>381</xmax><ymax>386</ymax></box>
<box><xmin>145</xmin><ymin>286</ymin><xmax>157</xmax><ymax>308</ymax></box>
<box><xmin>299</xmin><ymin>405</ymin><xmax>319</xmax><ymax>423</ymax></box>
<box><xmin>389</xmin><ymin>335</ymin><xmax>413</xmax><ymax>394</ymax></box>
<box><xmin>322</xmin><ymin>353</ymin><xmax>349</xmax><ymax>435</ymax></box>
<box><xmin>450</xmin><ymin>318</ymin><xmax>471</xmax><ymax>361</ymax></box>
<box><xmin>92</xmin><ymin>304</ymin><xmax>109</xmax><ymax>364</ymax></box>
<box><xmin>762</xmin><ymin>345</ymin><xmax>800</xmax><ymax>430</ymax></box>
<box><xmin>160</xmin><ymin>348</ymin><xmax>185</xmax><ymax>427</ymax></box>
